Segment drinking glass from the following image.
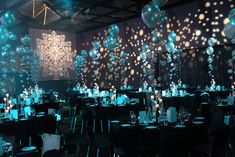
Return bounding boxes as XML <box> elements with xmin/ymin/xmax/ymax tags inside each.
<box><xmin>130</xmin><ymin>111</ymin><xmax>136</xmax><ymax>125</ymax></box>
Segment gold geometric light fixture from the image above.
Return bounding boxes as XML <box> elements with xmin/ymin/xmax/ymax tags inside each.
<box><xmin>20</xmin><ymin>0</ymin><xmax>61</xmax><ymax>25</ymax></box>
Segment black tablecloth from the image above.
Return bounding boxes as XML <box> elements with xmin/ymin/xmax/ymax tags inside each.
<box><xmin>0</xmin><ymin>116</ymin><xmax>56</xmax><ymax>144</ymax></box>
<box><xmin>110</xmin><ymin>122</ymin><xmax>208</xmax><ymax>157</ymax></box>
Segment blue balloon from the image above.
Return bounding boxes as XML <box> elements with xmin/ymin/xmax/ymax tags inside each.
<box><xmin>0</xmin><ymin>26</ymin><xmax>9</xmax><ymax>44</ymax></box>
<box><xmin>160</xmin><ymin>16</ymin><xmax>167</xmax><ymax>25</ymax></box>
<box><xmin>1</xmin><ymin>46</ymin><xmax>8</xmax><ymax>52</ymax></box>
<box><xmin>103</xmin><ymin>36</ymin><xmax>119</xmax><ymax>51</ymax></box>
<box><xmin>141</xmin><ymin>2</ymin><xmax>161</xmax><ymax>28</ymax></box>
<box><xmin>232</xmin><ymin>49</ymin><xmax>235</xmax><ymax>56</ymax></box>
<box><xmin>10</xmin><ymin>59</ymin><xmax>16</xmax><ymax>64</ymax></box>
<box><xmin>21</xmin><ymin>35</ymin><xmax>31</xmax><ymax>46</ymax></box>
<box><xmin>151</xmin><ymin>35</ymin><xmax>160</xmax><ymax>44</ymax></box>
<box><xmin>0</xmin><ymin>61</ymin><xmax>6</xmax><ymax>66</ymax></box>
<box><xmin>8</xmin><ymin>31</ymin><xmax>17</xmax><ymax>41</ymax></box>
<box><xmin>229</xmin><ymin>8</ymin><xmax>235</xmax><ymax>21</ymax></box>
<box><xmin>140</xmin><ymin>52</ymin><xmax>147</xmax><ymax>60</ymax></box>
<box><xmin>92</xmin><ymin>40</ymin><xmax>101</xmax><ymax>49</ymax></box>
<box><xmin>168</xmin><ymin>32</ymin><xmax>177</xmax><ymax>42</ymax></box>
<box><xmin>108</xmin><ymin>24</ymin><xmax>119</xmax><ymax>37</ymax></box>
<box><xmin>165</xmin><ymin>41</ymin><xmax>174</xmax><ymax>53</ymax></box>
<box><xmin>0</xmin><ymin>11</ymin><xmax>15</xmax><ymax>27</ymax></box>
<box><xmin>9</xmin><ymin>51</ymin><xmax>15</xmax><ymax>57</ymax></box>
<box><xmin>152</xmin><ymin>0</ymin><xmax>168</xmax><ymax>7</ymax></box>
<box><xmin>223</xmin><ymin>22</ymin><xmax>235</xmax><ymax>39</ymax></box>
<box><xmin>208</xmin><ymin>37</ymin><xmax>216</xmax><ymax>46</ymax></box>
<box><xmin>151</xmin><ymin>28</ymin><xmax>158</xmax><ymax>35</ymax></box>
<box><xmin>1</xmin><ymin>51</ymin><xmax>8</xmax><ymax>57</ymax></box>
<box><xmin>206</xmin><ymin>47</ymin><xmax>214</xmax><ymax>55</ymax></box>
<box><xmin>142</xmin><ymin>44</ymin><xmax>151</xmax><ymax>52</ymax></box>
<box><xmin>89</xmin><ymin>48</ymin><xmax>99</xmax><ymax>59</ymax></box>
<box><xmin>16</xmin><ymin>46</ymin><xmax>27</xmax><ymax>54</ymax></box>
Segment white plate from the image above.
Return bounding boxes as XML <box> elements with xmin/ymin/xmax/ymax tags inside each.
<box><xmin>192</xmin><ymin>121</ymin><xmax>204</xmax><ymax>125</ymax></box>
<box><xmin>175</xmin><ymin>124</ymin><xmax>186</xmax><ymax>128</ymax></box>
<box><xmin>121</xmin><ymin>124</ymin><xmax>131</xmax><ymax>127</ymax></box>
<box><xmin>111</xmin><ymin>120</ymin><xmax>120</xmax><ymax>123</ymax></box>
<box><xmin>36</xmin><ymin>115</ymin><xmax>44</xmax><ymax>117</ymax></box>
<box><xmin>21</xmin><ymin>146</ymin><xmax>36</xmax><ymax>151</ymax></box>
<box><xmin>37</xmin><ymin>112</ymin><xmax>45</xmax><ymax>115</ymax></box>
<box><xmin>194</xmin><ymin>117</ymin><xmax>205</xmax><ymax>120</ymax></box>
<box><xmin>146</xmin><ymin>126</ymin><xmax>157</xmax><ymax>129</ymax></box>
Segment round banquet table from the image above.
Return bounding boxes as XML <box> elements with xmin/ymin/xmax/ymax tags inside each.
<box><xmin>110</xmin><ymin>121</ymin><xmax>208</xmax><ymax>157</ymax></box>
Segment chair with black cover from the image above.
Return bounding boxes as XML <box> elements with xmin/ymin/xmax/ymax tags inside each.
<box><xmin>229</xmin><ymin>115</ymin><xmax>235</xmax><ymax>155</ymax></box>
<box><xmin>85</xmin><ymin>106</ymin><xmax>113</xmax><ymax>157</ymax></box>
<box><xmin>43</xmin><ymin>149</ymin><xmax>60</xmax><ymax>157</ymax></box>
<box><xmin>15</xmin><ymin>150</ymin><xmax>41</xmax><ymax>157</ymax></box>
<box><xmin>111</xmin><ymin>128</ymin><xmax>140</xmax><ymax>157</ymax></box>
<box><xmin>191</xmin><ymin>126</ymin><xmax>230</xmax><ymax>157</ymax></box>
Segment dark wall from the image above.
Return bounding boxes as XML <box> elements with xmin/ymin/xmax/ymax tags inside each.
<box><xmin>75</xmin><ymin>0</ymin><xmax>234</xmax><ymax>88</ymax></box>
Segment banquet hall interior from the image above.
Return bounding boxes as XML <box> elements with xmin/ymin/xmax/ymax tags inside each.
<box><xmin>0</xmin><ymin>0</ymin><xmax>234</xmax><ymax>156</ymax></box>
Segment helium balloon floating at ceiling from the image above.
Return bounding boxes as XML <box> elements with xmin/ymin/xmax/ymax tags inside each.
<box><xmin>152</xmin><ymin>0</ymin><xmax>168</xmax><ymax>7</ymax></box>
<box><xmin>108</xmin><ymin>24</ymin><xmax>119</xmax><ymax>37</ymax></box>
<box><xmin>141</xmin><ymin>2</ymin><xmax>161</xmax><ymax>28</ymax></box>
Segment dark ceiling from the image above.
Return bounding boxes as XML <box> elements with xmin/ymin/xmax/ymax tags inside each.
<box><xmin>0</xmin><ymin>0</ymin><xmax>196</xmax><ymax>33</ymax></box>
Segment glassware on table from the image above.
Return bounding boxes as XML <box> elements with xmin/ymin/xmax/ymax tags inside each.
<box><xmin>130</xmin><ymin>111</ymin><xmax>136</xmax><ymax>125</ymax></box>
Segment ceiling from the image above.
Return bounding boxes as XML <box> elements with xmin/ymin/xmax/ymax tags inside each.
<box><xmin>0</xmin><ymin>0</ymin><xmax>197</xmax><ymax>33</ymax></box>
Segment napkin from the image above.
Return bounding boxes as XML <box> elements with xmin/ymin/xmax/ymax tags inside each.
<box><xmin>25</xmin><ymin>98</ymin><xmax>31</xmax><ymax>106</ymax></box>
<box><xmin>224</xmin><ymin>115</ymin><xmax>230</xmax><ymax>125</ymax></box>
<box><xmin>10</xmin><ymin>109</ymin><xmax>18</xmax><ymax>120</ymax></box>
<box><xmin>167</xmin><ymin>107</ymin><xmax>177</xmax><ymax>123</ymax></box>
<box><xmin>139</xmin><ymin>111</ymin><xmax>147</xmax><ymax>124</ymax></box>
<box><xmin>24</xmin><ymin>106</ymin><xmax>31</xmax><ymax>116</ymax></box>
<box><xmin>41</xmin><ymin>133</ymin><xmax>60</xmax><ymax>157</ymax></box>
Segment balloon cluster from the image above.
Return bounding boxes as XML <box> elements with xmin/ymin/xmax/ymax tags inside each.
<box><xmin>74</xmin><ymin>50</ymin><xmax>87</xmax><ymax>83</ymax></box>
<box><xmin>223</xmin><ymin>8</ymin><xmax>235</xmax><ymax>40</ymax></box>
<box><xmin>31</xmin><ymin>53</ymin><xmax>40</xmax><ymax>82</ymax></box>
<box><xmin>21</xmin><ymin>35</ymin><xmax>31</xmax><ymax>46</ymax></box>
<box><xmin>223</xmin><ymin>8</ymin><xmax>235</xmax><ymax>84</ymax></box>
<box><xmin>103</xmin><ymin>24</ymin><xmax>120</xmax><ymax>51</ymax></box>
<box><xmin>0</xmin><ymin>11</ymin><xmax>15</xmax><ymax>45</ymax></box>
<box><xmin>120</xmin><ymin>51</ymin><xmax>128</xmax><ymax>82</ymax></box>
<box><xmin>227</xmin><ymin>49</ymin><xmax>235</xmax><ymax>81</ymax></box>
<box><xmin>206</xmin><ymin>37</ymin><xmax>216</xmax><ymax>79</ymax></box>
<box><xmin>142</xmin><ymin>0</ymin><xmax>168</xmax><ymax>29</ymax></box>
<box><xmin>165</xmin><ymin>32</ymin><xmax>182</xmax><ymax>81</ymax></box>
<box><xmin>140</xmin><ymin>44</ymin><xmax>155</xmax><ymax>82</ymax></box>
